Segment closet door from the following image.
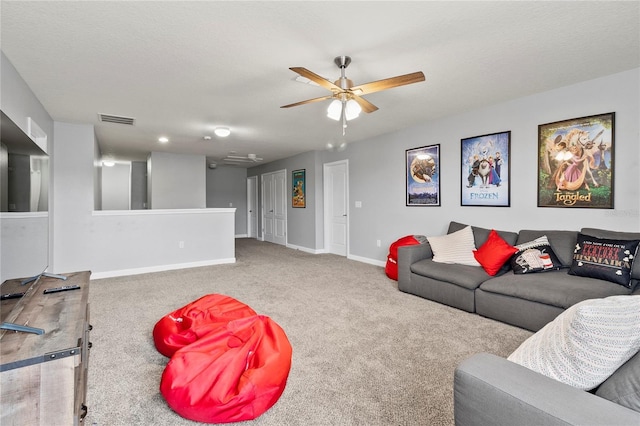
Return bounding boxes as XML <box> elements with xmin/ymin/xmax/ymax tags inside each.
<box><xmin>262</xmin><ymin>170</ymin><xmax>286</xmax><ymax>245</ymax></box>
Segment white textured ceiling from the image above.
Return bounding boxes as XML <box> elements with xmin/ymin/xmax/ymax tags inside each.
<box><xmin>1</xmin><ymin>1</ymin><xmax>639</xmax><ymax>165</ymax></box>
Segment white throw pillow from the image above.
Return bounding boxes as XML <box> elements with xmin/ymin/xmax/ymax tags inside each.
<box><xmin>508</xmin><ymin>295</ymin><xmax>640</xmax><ymax>390</ymax></box>
<box><xmin>427</xmin><ymin>225</ymin><xmax>480</xmax><ymax>267</ymax></box>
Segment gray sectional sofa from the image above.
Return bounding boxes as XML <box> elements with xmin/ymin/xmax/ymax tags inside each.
<box><xmin>454</xmin><ymin>351</ymin><xmax>640</xmax><ymax>426</ymax></box>
<box><xmin>398</xmin><ymin>221</ymin><xmax>640</xmax><ymax>425</ymax></box>
<box><xmin>397</xmin><ymin>221</ymin><xmax>640</xmax><ymax>332</ymax></box>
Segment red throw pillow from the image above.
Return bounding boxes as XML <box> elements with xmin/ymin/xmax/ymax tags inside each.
<box><xmin>473</xmin><ymin>229</ymin><xmax>518</xmax><ymax>276</ymax></box>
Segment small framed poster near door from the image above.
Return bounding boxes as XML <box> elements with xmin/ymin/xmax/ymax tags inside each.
<box><xmin>292</xmin><ymin>169</ymin><xmax>306</xmax><ymax>208</ymax></box>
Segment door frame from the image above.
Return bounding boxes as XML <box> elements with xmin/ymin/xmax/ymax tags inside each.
<box><xmin>323</xmin><ymin>159</ymin><xmax>349</xmax><ymax>256</ymax></box>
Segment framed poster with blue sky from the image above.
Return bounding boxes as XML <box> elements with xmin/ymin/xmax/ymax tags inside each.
<box><xmin>461</xmin><ymin>131</ymin><xmax>511</xmax><ymax>207</ymax></box>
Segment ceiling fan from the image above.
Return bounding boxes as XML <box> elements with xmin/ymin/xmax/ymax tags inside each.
<box><xmin>281</xmin><ymin>56</ymin><xmax>425</xmax><ymax>133</ymax></box>
<box><xmin>223</xmin><ymin>153</ymin><xmax>263</xmax><ymax>164</ymax></box>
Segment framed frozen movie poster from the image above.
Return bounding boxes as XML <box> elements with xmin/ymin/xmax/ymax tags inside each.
<box><xmin>537</xmin><ymin>112</ymin><xmax>615</xmax><ymax>209</ymax></box>
<box><xmin>406</xmin><ymin>144</ymin><xmax>440</xmax><ymax>206</ymax></box>
<box><xmin>461</xmin><ymin>131</ymin><xmax>511</xmax><ymax>207</ymax></box>
<box><xmin>292</xmin><ymin>169</ymin><xmax>306</xmax><ymax>208</ymax></box>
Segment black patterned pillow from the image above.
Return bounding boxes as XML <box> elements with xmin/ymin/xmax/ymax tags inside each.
<box><xmin>510</xmin><ymin>236</ymin><xmax>563</xmax><ymax>274</ymax></box>
<box><xmin>569</xmin><ymin>233</ymin><xmax>640</xmax><ymax>288</ymax></box>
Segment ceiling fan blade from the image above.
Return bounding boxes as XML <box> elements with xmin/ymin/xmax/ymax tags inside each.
<box><xmin>351</xmin><ymin>71</ymin><xmax>425</xmax><ymax>96</ymax></box>
<box><xmin>350</xmin><ymin>94</ymin><xmax>378</xmax><ymax>113</ymax></box>
<box><xmin>281</xmin><ymin>95</ymin><xmax>334</xmax><ymax>109</ymax></box>
<box><xmin>290</xmin><ymin>67</ymin><xmax>342</xmax><ymax>92</ymax></box>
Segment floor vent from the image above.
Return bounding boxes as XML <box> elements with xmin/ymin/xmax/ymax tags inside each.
<box><xmin>98</xmin><ymin>113</ymin><xmax>136</xmax><ymax>125</ymax></box>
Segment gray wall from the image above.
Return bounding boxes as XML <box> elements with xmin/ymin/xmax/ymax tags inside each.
<box><xmin>52</xmin><ymin>122</ymin><xmax>235</xmax><ymax>276</ymax></box>
<box><xmin>248</xmin><ymin>150</ymin><xmax>324</xmax><ymax>250</ymax></box>
<box><xmin>149</xmin><ymin>151</ymin><xmax>206</xmax><ymax>209</ymax></box>
<box><xmin>1</xmin><ymin>51</ymin><xmax>53</xmax><ymax>280</ymax></box>
<box><xmin>206</xmin><ymin>165</ymin><xmax>247</xmax><ymax>236</ymax></box>
<box><xmin>131</xmin><ymin>161</ymin><xmax>147</xmax><ymax>209</ymax></box>
<box><xmin>101</xmin><ymin>162</ymin><xmax>131</xmax><ymax>210</ymax></box>
<box><xmin>250</xmin><ymin>68</ymin><xmax>640</xmax><ymax>264</ymax></box>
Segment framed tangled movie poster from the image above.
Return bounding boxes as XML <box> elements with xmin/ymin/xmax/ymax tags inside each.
<box><xmin>538</xmin><ymin>112</ymin><xmax>615</xmax><ymax>209</ymax></box>
<box><xmin>406</xmin><ymin>144</ymin><xmax>440</xmax><ymax>206</ymax></box>
<box><xmin>292</xmin><ymin>169</ymin><xmax>306</xmax><ymax>208</ymax></box>
<box><xmin>461</xmin><ymin>131</ymin><xmax>511</xmax><ymax>207</ymax></box>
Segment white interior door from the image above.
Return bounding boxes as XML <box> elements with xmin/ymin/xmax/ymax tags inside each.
<box><xmin>324</xmin><ymin>160</ymin><xmax>348</xmax><ymax>256</ymax></box>
<box><xmin>247</xmin><ymin>176</ymin><xmax>258</xmax><ymax>238</ymax></box>
<box><xmin>262</xmin><ymin>170</ymin><xmax>287</xmax><ymax>246</ymax></box>
<box><xmin>272</xmin><ymin>170</ymin><xmax>287</xmax><ymax>245</ymax></box>
<box><xmin>262</xmin><ymin>174</ymin><xmax>274</xmax><ymax>242</ymax></box>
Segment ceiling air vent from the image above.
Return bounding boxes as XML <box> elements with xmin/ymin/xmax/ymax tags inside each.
<box><xmin>98</xmin><ymin>113</ymin><xmax>135</xmax><ymax>125</ymax></box>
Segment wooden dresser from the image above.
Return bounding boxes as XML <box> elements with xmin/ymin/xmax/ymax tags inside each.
<box><xmin>1</xmin><ymin>271</ymin><xmax>91</xmax><ymax>425</ymax></box>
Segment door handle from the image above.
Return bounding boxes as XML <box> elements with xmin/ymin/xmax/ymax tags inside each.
<box><xmin>270</xmin><ymin>210</ymin><xmax>274</xmax><ymax>213</ymax></box>
<box><xmin>343</xmin><ymin>214</ymin><xmax>347</xmax><ymax>217</ymax></box>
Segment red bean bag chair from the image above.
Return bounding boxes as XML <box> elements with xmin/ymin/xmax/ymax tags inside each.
<box><xmin>153</xmin><ymin>294</ymin><xmax>257</xmax><ymax>358</ymax></box>
<box><xmin>385</xmin><ymin>235</ymin><xmax>427</xmax><ymax>280</ymax></box>
<box><xmin>160</xmin><ymin>315</ymin><xmax>292</xmax><ymax>423</ymax></box>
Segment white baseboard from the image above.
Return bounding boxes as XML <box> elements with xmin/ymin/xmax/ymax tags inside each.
<box><xmin>91</xmin><ymin>258</ymin><xmax>236</xmax><ymax>280</ymax></box>
<box><xmin>348</xmin><ymin>253</ymin><xmax>386</xmax><ymax>267</ymax></box>
<box><xmin>235</xmin><ymin>234</ymin><xmax>248</xmax><ymax>238</ymax></box>
<box><xmin>286</xmin><ymin>243</ymin><xmax>325</xmax><ymax>254</ymax></box>
<box><xmin>285</xmin><ymin>243</ymin><xmax>383</xmax><ymax>265</ymax></box>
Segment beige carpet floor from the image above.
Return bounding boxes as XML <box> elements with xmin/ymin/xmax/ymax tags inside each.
<box><xmin>85</xmin><ymin>238</ymin><xmax>531</xmax><ymax>425</ymax></box>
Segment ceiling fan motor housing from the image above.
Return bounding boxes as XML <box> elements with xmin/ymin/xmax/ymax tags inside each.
<box><xmin>334</xmin><ymin>56</ymin><xmax>353</xmax><ymax>91</ymax></box>
<box><xmin>334</xmin><ymin>56</ymin><xmax>351</xmax><ymax>69</ymax></box>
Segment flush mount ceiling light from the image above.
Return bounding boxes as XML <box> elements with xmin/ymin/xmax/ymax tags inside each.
<box><xmin>158</xmin><ymin>136</ymin><xmax>169</xmax><ymax>143</ymax></box>
<box><xmin>102</xmin><ymin>157</ymin><xmax>115</xmax><ymax>167</ymax></box>
<box><xmin>214</xmin><ymin>127</ymin><xmax>231</xmax><ymax>137</ymax></box>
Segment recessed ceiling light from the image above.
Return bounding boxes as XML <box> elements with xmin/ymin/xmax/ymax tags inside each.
<box><xmin>158</xmin><ymin>136</ymin><xmax>169</xmax><ymax>143</ymax></box>
<box><xmin>203</xmin><ymin>135</ymin><xmax>212</xmax><ymax>141</ymax></box>
<box><xmin>214</xmin><ymin>127</ymin><xmax>231</xmax><ymax>137</ymax></box>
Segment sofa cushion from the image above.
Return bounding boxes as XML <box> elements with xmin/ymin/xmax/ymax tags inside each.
<box><xmin>428</xmin><ymin>225</ymin><xmax>480</xmax><ymax>267</ymax></box>
<box><xmin>510</xmin><ymin>235</ymin><xmax>563</xmax><ymax>274</ymax></box>
<box><xmin>449</xmin><ymin>221</ymin><xmax>518</xmax><ymax>246</ymax></box>
<box><xmin>596</xmin><ymin>350</ymin><xmax>640</xmax><ymax>413</ymax></box>
<box><xmin>479</xmin><ymin>269</ymin><xmax>633</xmax><ymax>309</ymax></box>
<box><xmin>569</xmin><ymin>233</ymin><xmax>639</xmax><ymax>288</ymax></box>
<box><xmin>508</xmin><ymin>295</ymin><xmax>640</xmax><ymax>391</ymax></box>
<box><xmin>410</xmin><ymin>259</ymin><xmax>489</xmax><ymax>290</ymax></box>
<box><xmin>473</xmin><ymin>230</ymin><xmax>518</xmax><ymax>276</ymax></box>
<box><xmin>582</xmin><ymin>228</ymin><xmax>640</xmax><ymax>284</ymax></box>
<box><xmin>517</xmin><ymin>230</ymin><xmax>577</xmax><ymax>268</ymax></box>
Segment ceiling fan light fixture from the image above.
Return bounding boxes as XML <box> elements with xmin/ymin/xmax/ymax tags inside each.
<box><xmin>327</xmin><ymin>100</ymin><xmax>342</xmax><ymax>121</ymax></box>
<box><xmin>344</xmin><ymin>99</ymin><xmax>361</xmax><ymax>121</ymax></box>
<box><xmin>214</xmin><ymin>127</ymin><xmax>231</xmax><ymax>137</ymax></box>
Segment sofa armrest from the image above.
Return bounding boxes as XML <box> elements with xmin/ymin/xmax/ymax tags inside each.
<box><xmin>397</xmin><ymin>243</ymin><xmax>432</xmax><ymax>285</ymax></box>
<box><xmin>454</xmin><ymin>353</ymin><xmax>640</xmax><ymax>426</ymax></box>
